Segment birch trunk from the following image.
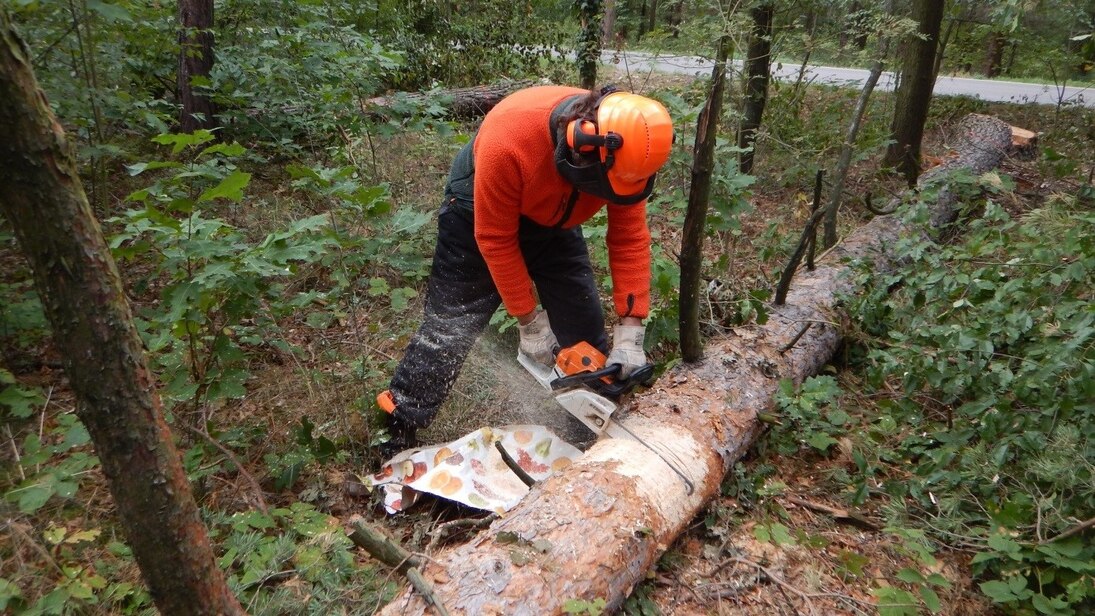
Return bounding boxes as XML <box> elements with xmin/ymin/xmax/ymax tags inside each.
<box><xmin>378</xmin><ymin>115</ymin><xmax>1016</xmax><ymax>615</ymax></box>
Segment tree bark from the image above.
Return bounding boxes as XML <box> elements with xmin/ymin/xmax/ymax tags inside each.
<box><xmin>679</xmin><ymin>34</ymin><xmax>732</xmax><ymax>363</ymax></box>
<box><xmin>983</xmin><ymin>30</ymin><xmax>1007</xmax><ymax>78</ymax></box>
<box><xmin>932</xmin><ymin>17</ymin><xmax>957</xmax><ymax>81</ymax></box>
<box><xmin>737</xmin><ymin>3</ymin><xmax>773</xmax><ymax>175</ymax></box>
<box><xmin>0</xmin><ymin>10</ymin><xmax>243</xmax><ymax>616</ymax></box>
<box><xmin>363</xmin><ymin>79</ymin><xmax>534</xmax><ymax>119</ymax></box>
<box><xmin>378</xmin><ymin>113</ymin><xmax>1017</xmax><ymax>615</ymax></box>
<box><xmin>602</xmin><ymin>0</ymin><xmax>617</xmax><ymax>44</ymax></box>
<box><xmin>882</xmin><ymin>0</ymin><xmax>945</xmax><ymax>186</ymax></box>
<box><xmin>576</xmin><ymin>0</ymin><xmax>603</xmax><ymax>90</ymax></box>
<box><xmin>646</xmin><ymin>0</ymin><xmax>658</xmax><ymax>35</ymax></box>
<box><xmin>666</xmin><ymin>0</ymin><xmax>684</xmax><ymax>38</ymax></box>
<box><xmin>178</xmin><ymin>0</ymin><xmax>215</xmax><ymax>132</ymax></box>
<box><xmin>823</xmin><ymin>0</ymin><xmax>894</xmax><ymax>249</ymax></box>
<box><xmin>842</xmin><ymin>2</ymin><xmax>869</xmax><ymax>51</ymax></box>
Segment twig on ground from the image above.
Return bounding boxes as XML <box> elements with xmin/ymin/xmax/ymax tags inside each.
<box><xmin>183</xmin><ymin>424</ymin><xmax>269</xmax><ymax>514</ymax></box>
<box><xmin>707</xmin><ymin>556</ymin><xmax>818</xmax><ymax>616</ymax></box>
<box><xmin>348</xmin><ymin>519</ymin><xmax>451</xmax><ymax>616</ymax></box>
<box><xmin>5</xmin><ymin>424</ymin><xmax>25</xmax><ymax>481</ymax></box>
<box><xmin>779</xmin><ymin>323</ymin><xmax>813</xmax><ymax>355</ymax></box>
<box><xmin>426</xmin><ymin>515</ymin><xmax>496</xmax><ymax>552</ymax></box>
<box><xmin>785</xmin><ymin>496</ymin><xmax>880</xmax><ymax>531</ymax></box>
<box><xmin>1040</xmin><ymin>516</ymin><xmax>1095</xmax><ymax>545</ymax></box>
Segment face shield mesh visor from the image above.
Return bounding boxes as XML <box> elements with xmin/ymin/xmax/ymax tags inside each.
<box><xmin>553</xmin><ymin>136</ymin><xmax>656</xmax><ymax>205</ymax></box>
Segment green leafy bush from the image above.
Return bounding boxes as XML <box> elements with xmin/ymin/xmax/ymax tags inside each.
<box><xmin>110</xmin><ymin>132</ymin><xmax>344</xmax><ymax>413</ymax></box>
<box><xmin>848</xmin><ymin>188</ymin><xmax>1095</xmax><ymax>613</ymax></box>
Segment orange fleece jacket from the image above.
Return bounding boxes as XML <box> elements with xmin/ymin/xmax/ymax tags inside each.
<box><xmin>472</xmin><ymin>85</ymin><xmax>652</xmax><ymax>319</ymax></box>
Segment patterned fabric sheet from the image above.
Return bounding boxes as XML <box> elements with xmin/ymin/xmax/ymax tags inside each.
<box><xmin>368</xmin><ymin>425</ymin><xmax>580</xmax><ymax>514</ymax></box>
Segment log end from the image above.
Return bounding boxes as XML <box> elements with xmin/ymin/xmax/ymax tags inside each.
<box><xmin>1009</xmin><ymin>126</ymin><xmax>1040</xmax><ymax>162</ymax></box>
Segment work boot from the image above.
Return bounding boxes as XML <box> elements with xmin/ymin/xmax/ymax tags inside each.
<box><xmin>376</xmin><ymin>390</ymin><xmax>418</xmax><ymax>459</ymax></box>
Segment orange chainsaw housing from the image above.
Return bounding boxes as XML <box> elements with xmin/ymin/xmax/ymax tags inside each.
<box><xmin>555</xmin><ymin>342</ymin><xmax>614</xmax><ymax>385</ymax></box>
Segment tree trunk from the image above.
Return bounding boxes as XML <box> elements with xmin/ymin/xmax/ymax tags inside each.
<box><xmin>0</xmin><ymin>10</ymin><xmax>243</xmax><ymax>616</ymax></box>
<box><xmin>932</xmin><ymin>17</ymin><xmax>956</xmax><ymax>81</ymax></box>
<box><xmin>178</xmin><ymin>0</ymin><xmax>215</xmax><ymax>132</ymax></box>
<box><xmin>842</xmin><ymin>2</ymin><xmax>869</xmax><ymax>51</ymax></box>
<box><xmin>666</xmin><ymin>0</ymin><xmax>684</xmax><ymax>38</ymax></box>
<box><xmin>602</xmin><ymin>0</ymin><xmax>617</xmax><ymax>44</ymax></box>
<box><xmin>377</xmin><ymin>114</ymin><xmax>1017</xmax><ymax>615</ymax></box>
<box><xmin>362</xmin><ymin>79</ymin><xmax>534</xmax><ymax>119</ymax></box>
<box><xmin>646</xmin><ymin>0</ymin><xmax>658</xmax><ymax>35</ymax></box>
<box><xmin>737</xmin><ymin>3</ymin><xmax>773</xmax><ymax>175</ymax></box>
<box><xmin>576</xmin><ymin>0</ymin><xmax>603</xmax><ymax>90</ymax></box>
<box><xmin>983</xmin><ymin>30</ymin><xmax>1007</xmax><ymax>77</ymax></box>
<box><xmin>823</xmin><ymin>0</ymin><xmax>894</xmax><ymax>248</ymax></box>
<box><xmin>680</xmin><ymin>34</ymin><xmax>732</xmax><ymax>363</ymax></box>
<box><xmin>882</xmin><ymin>0</ymin><xmax>945</xmax><ymax>186</ymax></box>
<box><xmin>791</xmin><ymin>10</ymin><xmax>818</xmax><ymax>114</ymax></box>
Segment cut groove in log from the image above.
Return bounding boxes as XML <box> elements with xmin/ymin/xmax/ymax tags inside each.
<box><xmin>379</xmin><ymin>114</ymin><xmax>1020</xmax><ymax>615</ymax></box>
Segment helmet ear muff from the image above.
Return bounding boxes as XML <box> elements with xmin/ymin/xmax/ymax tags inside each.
<box><xmin>566</xmin><ymin>119</ymin><xmax>601</xmax><ymax>154</ymax></box>
<box><xmin>566</xmin><ymin>117</ymin><xmax>625</xmax><ymax>169</ymax></box>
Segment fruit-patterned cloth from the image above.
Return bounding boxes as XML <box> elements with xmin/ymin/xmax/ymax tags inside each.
<box><xmin>368</xmin><ymin>425</ymin><xmax>580</xmax><ymax>514</ymax></box>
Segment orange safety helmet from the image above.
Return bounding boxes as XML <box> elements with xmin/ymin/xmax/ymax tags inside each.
<box><xmin>567</xmin><ymin>92</ymin><xmax>674</xmax><ymax>195</ymax></box>
<box><xmin>557</xmin><ymin>90</ymin><xmax>674</xmax><ymax>204</ymax></box>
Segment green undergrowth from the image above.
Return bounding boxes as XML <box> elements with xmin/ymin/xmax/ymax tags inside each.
<box><xmin>747</xmin><ymin>174</ymin><xmax>1095</xmax><ymax>615</ymax></box>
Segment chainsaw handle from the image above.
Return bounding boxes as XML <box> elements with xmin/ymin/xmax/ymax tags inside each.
<box><xmin>549</xmin><ymin>365</ymin><xmax>620</xmax><ymax>391</ymax></box>
<box><xmin>549</xmin><ymin>362</ymin><xmax>656</xmax><ymax>398</ymax></box>
<box><xmin>625</xmin><ymin>363</ymin><xmax>656</xmax><ymax>388</ymax></box>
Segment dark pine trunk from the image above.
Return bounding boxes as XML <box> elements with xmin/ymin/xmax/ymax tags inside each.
<box><xmin>178</xmin><ymin>0</ymin><xmax>216</xmax><ymax>132</ymax></box>
<box><xmin>666</xmin><ymin>0</ymin><xmax>683</xmax><ymax>38</ymax></box>
<box><xmin>646</xmin><ymin>0</ymin><xmax>658</xmax><ymax>35</ymax></box>
<box><xmin>882</xmin><ymin>0</ymin><xmax>945</xmax><ymax>185</ymax></box>
<box><xmin>983</xmin><ymin>30</ymin><xmax>1007</xmax><ymax>78</ymax></box>
<box><xmin>842</xmin><ymin>2</ymin><xmax>869</xmax><ymax>51</ymax></box>
<box><xmin>0</xmin><ymin>10</ymin><xmax>243</xmax><ymax>616</ymax></box>
<box><xmin>738</xmin><ymin>3</ymin><xmax>773</xmax><ymax>175</ymax></box>
<box><xmin>679</xmin><ymin>34</ymin><xmax>732</xmax><ymax>363</ymax></box>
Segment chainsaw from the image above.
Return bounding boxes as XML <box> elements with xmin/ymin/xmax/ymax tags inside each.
<box><xmin>518</xmin><ymin>342</ymin><xmax>694</xmax><ymax>494</ymax></box>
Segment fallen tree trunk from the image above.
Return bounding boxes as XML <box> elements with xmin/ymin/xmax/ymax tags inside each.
<box><xmin>363</xmin><ymin>79</ymin><xmax>535</xmax><ymax>119</ymax></box>
<box><xmin>379</xmin><ymin>114</ymin><xmax>1017</xmax><ymax>615</ymax></box>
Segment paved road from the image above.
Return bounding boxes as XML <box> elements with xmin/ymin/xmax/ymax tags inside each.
<box><xmin>603</xmin><ymin>50</ymin><xmax>1095</xmax><ymax>108</ymax></box>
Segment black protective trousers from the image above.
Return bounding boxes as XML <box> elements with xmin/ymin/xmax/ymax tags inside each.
<box><xmin>387</xmin><ymin>198</ymin><xmax>609</xmax><ymax>429</ymax></box>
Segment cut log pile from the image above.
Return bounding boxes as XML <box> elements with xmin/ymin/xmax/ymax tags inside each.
<box><xmin>377</xmin><ymin>114</ymin><xmax>1023</xmax><ymax>615</ymax></box>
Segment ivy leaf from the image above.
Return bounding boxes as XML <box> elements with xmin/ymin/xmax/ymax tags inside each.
<box><xmin>0</xmin><ymin>577</ymin><xmax>23</xmax><ymax>611</ymax></box>
<box><xmin>871</xmin><ymin>586</ymin><xmax>918</xmax><ymax>616</ymax></box>
<box><xmin>15</xmin><ymin>482</ymin><xmax>54</xmax><ymax>514</ymax></box>
<box><xmin>919</xmin><ymin>586</ymin><xmax>942</xmax><ymax>614</ymax></box>
<box><xmin>152</xmin><ymin>131</ymin><xmax>215</xmax><ymax>154</ymax></box>
<box><xmin>0</xmin><ymin>382</ymin><xmax>43</xmax><ymax>419</ymax></box>
<box><xmin>896</xmin><ymin>567</ymin><xmax>926</xmax><ymax>584</ymax></box>
<box><xmin>198</xmin><ymin>171</ymin><xmax>251</xmax><ymax>203</ymax></box>
<box><xmin>806</xmin><ymin>432</ymin><xmax>838</xmax><ymax>452</ymax></box>
<box><xmin>86</xmin><ymin>0</ymin><xmax>132</xmax><ymax>22</ymax></box>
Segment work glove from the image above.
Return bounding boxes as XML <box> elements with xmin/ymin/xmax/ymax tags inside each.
<box><xmin>518</xmin><ymin>310</ymin><xmax>559</xmax><ymax>366</ymax></box>
<box><xmin>607</xmin><ymin>324</ymin><xmax>647</xmax><ymax>378</ymax></box>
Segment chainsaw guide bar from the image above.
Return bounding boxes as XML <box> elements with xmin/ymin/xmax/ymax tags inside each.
<box><xmin>518</xmin><ymin>345</ymin><xmax>695</xmax><ymax>495</ymax></box>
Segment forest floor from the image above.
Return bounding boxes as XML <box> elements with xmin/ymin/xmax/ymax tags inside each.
<box><xmin>2</xmin><ymin>64</ymin><xmax>1090</xmax><ymax>615</ymax></box>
